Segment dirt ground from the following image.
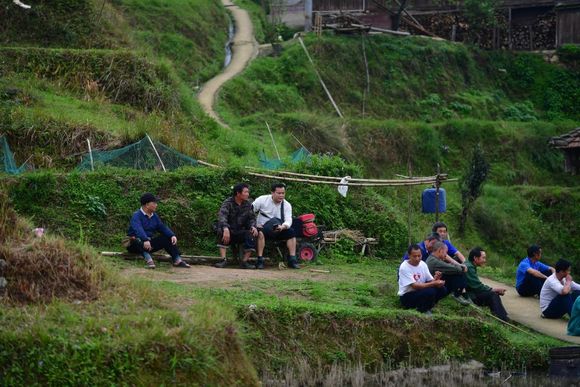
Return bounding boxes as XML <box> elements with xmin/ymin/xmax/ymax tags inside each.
<box><xmin>121</xmin><ymin>263</ymin><xmax>334</xmax><ymax>288</ymax></box>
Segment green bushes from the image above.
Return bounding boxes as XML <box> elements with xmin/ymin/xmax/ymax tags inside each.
<box><xmin>240</xmin><ymin>302</ymin><xmax>554</xmax><ymax>371</ymax></box>
<box><xmin>5</xmin><ymin>168</ymin><xmax>408</xmax><ymax>257</ymax></box>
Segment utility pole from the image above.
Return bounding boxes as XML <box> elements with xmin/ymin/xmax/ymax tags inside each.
<box><xmin>305</xmin><ymin>0</ymin><xmax>313</xmax><ymax>32</ymax></box>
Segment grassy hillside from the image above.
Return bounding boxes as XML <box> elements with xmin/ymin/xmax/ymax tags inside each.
<box><xmin>1</xmin><ymin>1</ymin><xmax>579</xmax><ymax>383</ymax></box>
<box><xmin>217</xmin><ymin>34</ymin><xmax>579</xmax><ymax>183</ymax></box>
<box><xmin>0</xmin><ymin>0</ymin><xmax>229</xmax><ymax>170</ymax></box>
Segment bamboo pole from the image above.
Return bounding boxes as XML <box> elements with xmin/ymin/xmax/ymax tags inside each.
<box><xmin>146</xmin><ymin>134</ymin><xmax>167</xmax><ymax>172</ymax></box>
<box><xmin>298</xmin><ymin>37</ymin><xmax>344</xmax><ymax>118</ymax></box>
<box><xmin>196</xmin><ymin>160</ymin><xmax>221</xmax><ymax>168</ymax></box>
<box><xmin>87</xmin><ymin>138</ymin><xmax>94</xmax><ymax>172</ymax></box>
<box><xmin>290</xmin><ymin>133</ymin><xmax>310</xmax><ymax>153</ymax></box>
<box><xmin>247</xmin><ymin>171</ymin><xmax>449</xmax><ymax>187</ymax></box>
<box><xmin>361</xmin><ymin>33</ymin><xmax>370</xmax><ymax>118</ymax></box>
<box><xmin>265</xmin><ymin>121</ymin><xmax>281</xmax><ymax>160</ymax></box>
<box><xmin>245</xmin><ymin>166</ymin><xmax>448</xmax><ymax>183</ymax></box>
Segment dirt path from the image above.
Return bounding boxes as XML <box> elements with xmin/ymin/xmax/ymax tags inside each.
<box><xmin>122</xmin><ymin>264</ymin><xmax>334</xmax><ymax>288</ymax></box>
<box><xmin>481</xmin><ymin>277</ymin><xmax>580</xmax><ymax>344</ymax></box>
<box><xmin>197</xmin><ymin>0</ymin><xmax>258</xmax><ymax>127</ymax></box>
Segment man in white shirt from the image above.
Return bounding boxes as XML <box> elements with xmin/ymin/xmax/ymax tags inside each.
<box><xmin>398</xmin><ymin>244</ymin><xmax>447</xmax><ymax>315</ymax></box>
<box><xmin>252</xmin><ymin>183</ymin><xmax>298</xmax><ymax>269</ymax></box>
<box><xmin>540</xmin><ymin>259</ymin><xmax>580</xmax><ymax>319</ymax></box>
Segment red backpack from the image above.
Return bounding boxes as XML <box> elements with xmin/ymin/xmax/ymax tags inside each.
<box><xmin>297</xmin><ymin>213</ymin><xmax>318</xmax><ymax>237</ymax></box>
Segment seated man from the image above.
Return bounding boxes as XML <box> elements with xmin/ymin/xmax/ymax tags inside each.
<box><xmin>465</xmin><ymin>247</ymin><xmax>509</xmax><ymax>322</ymax></box>
<box><xmin>516</xmin><ymin>245</ymin><xmax>555</xmax><ymax>297</ymax></box>
<box><xmin>432</xmin><ymin>221</ymin><xmax>466</xmax><ymax>264</ymax></box>
<box><xmin>540</xmin><ymin>259</ymin><xmax>580</xmax><ymax>319</ymax></box>
<box><xmin>126</xmin><ymin>193</ymin><xmax>190</xmax><ymax>269</ymax></box>
<box><xmin>253</xmin><ymin>183</ymin><xmax>299</xmax><ymax>269</ymax></box>
<box><xmin>214</xmin><ymin>183</ymin><xmax>259</xmax><ymax>269</ymax></box>
<box><xmin>426</xmin><ymin>241</ymin><xmax>471</xmax><ymax>306</ymax></box>
<box><xmin>398</xmin><ymin>244</ymin><xmax>447</xmax><ymax>315</ymax></box>
<box><xmin>402</xmin><ymin>233</ymin><xmax>441</xmax><ymax>262</ymax></box>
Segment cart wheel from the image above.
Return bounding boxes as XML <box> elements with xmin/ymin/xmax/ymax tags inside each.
<box><xmin>298</xmin><ymin>242</ymin><xmax>317</xmax><ymax>262</ymax></box>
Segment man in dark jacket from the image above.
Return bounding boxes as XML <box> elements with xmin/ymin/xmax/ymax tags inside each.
<box><xmin>214</xmin><ymin>183</ymin><xmax>259</xmax><ymax>269</ymax></box>
<box><xmin>126</xmin><ymin>193</ymin><xmax>190</xmax><ymax>269</ymax></box>
<box><xmin>426</xmin><ymin>241</ymin><xmax>470</xmax><ymax>305</ymax></box>
<box><xmin>465</xmin><ymin>247</ymin><xmax>508</xmax><ymax>322</ymax></box>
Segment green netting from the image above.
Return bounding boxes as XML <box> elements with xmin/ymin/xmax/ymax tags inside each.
<box><xmin>0</xmin><ymin>136</ymin><xmax>28</xmax><ymax>175</ymax></box>
<box><xmin>259</xmin><ymin>147</ymin><xmax>311</xmax><ymax>170</ymax></box>
<box><xmin>77</xmin><ymin>136</ymin><xmax>198</xmax><ymax>171</ymax></box>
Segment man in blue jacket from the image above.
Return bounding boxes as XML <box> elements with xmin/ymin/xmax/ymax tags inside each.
<box><xmin>516</xmin><ymin>245</ymin><xmax>554</xmax><ymax>297</ymax></box>
<box><xmin>126</xmin><ymin>193</ymin><xmax>190</xmax><ymax>269</ymax></box>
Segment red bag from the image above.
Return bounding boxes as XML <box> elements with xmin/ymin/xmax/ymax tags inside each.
<box><xmin>298</xmin><ymin>214</ymin><xmax>318</xmax><ymax>237</ymax></box>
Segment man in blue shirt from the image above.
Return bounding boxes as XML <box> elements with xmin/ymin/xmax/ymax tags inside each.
<box><xmin>516</xmin><ymin>245</ymin><xmax>554</xmax><ymax>297</ymax></box>
<box><xmin>126</xmin><ymin>193</ymin><xmax>190</xmax><ymax>269</ymax></box>
<box><xmin>432</xmin><ymin>222</ymin><xmax>466</xmax><ymax>264</ymax></box>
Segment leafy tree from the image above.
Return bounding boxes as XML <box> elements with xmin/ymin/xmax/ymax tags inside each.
<box><xmin>464</xmin><ymin>0</ymin><xmax>498</xmax><ymax>44</ymax></box>
<box><xmin>459</xmin><ymin>144</ymin><xmax>490</xmax><ymax>235</ymax></box>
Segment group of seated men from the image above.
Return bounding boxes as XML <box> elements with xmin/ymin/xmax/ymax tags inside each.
<box><xmin>398</xmin><ymin>226</ymin><xmax>580</xmax><ymax>335</ymax></box>
<box><xmin>125</xmin><ymin>187</ymin><xmax>580</xmax><ymax>333</ymax></box>
<box><xmin>516</xmin><ymin>245</ymin><xmax>580</xmax><ymax>334</ymax></box>
<box><xmin>125</xmin><ymin>183</ymin><xmax>300</xmax><ymax>270</ymax></box>
<box><xmin>398</xmin><ymin>222</ymin><xmax>508</xmax><ymax>320</ymax></box>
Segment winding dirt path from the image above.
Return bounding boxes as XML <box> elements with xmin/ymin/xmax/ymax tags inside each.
<box><xmin>197</xmin><ymin>0</ymin><xmax>259</xmax><ymax>127</ymax></box>
<box><xmin>481</xmin><ymin>277</ymin><xmax>580</xmax><ymax>344</ymax></box>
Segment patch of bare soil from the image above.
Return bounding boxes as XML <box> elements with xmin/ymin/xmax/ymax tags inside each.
<box><xmin>121</xmin><ymin>264</ymin><xmax>334</xmax><ymax>288</ymax></box>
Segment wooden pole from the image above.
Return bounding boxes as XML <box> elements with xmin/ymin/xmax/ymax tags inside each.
<box><xmin>247</xmin><ymin>171</ymin><xmax>450</xmax><ymax>187</ymax></box>
<box><xmin>265</xmin><ymin>121</ymin><xmax>281</xmax><ymax>160</ymax></box>
<box><xmin>290</xmin><ymin>133</ymin><xmax>310</xmax><ymax>153</ymax></box>
<box><xmin>87</xmin><ymin>138</ymin><xmax>94</xmax><ymax>172</ymax></box>
<box><xmin>146</xmin><ymin>134</ymin><xmax>166</xmax><ymax>172</ymax></box>
<box><xmin>435</xmin><ymin>163</ymin><xmax>441</xmax><ymax>222</ymax></box>
<box><xmin>197</xmin><ymin>159</ymin><xmax>221</xmax><ymax>168</ymax></box>
<box><xmin>298</xmin><ymin>37</ymin><xmax>344</xmax><ymax>118</ymax></box>
<box><xmin>361</xmin><ymin>33</ymin><xmax>370</xmax><ymax>118</ymax></box>
<box><xmin>407</xmin><ymin>160</ymin><xmax>413</xmax><ymax>245</ymax></box>
<box><xmin>244</xmin><ymin>166</ymin><xmax>450</xmax><ymax>183</ymax></box>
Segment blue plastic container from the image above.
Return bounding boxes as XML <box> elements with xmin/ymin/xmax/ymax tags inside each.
<box><xmin>422</xmin><ymin>187</ymin><xmax>446</xmax><ymax>213</ymax></box>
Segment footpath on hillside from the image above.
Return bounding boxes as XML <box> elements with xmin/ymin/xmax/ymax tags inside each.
<box><xmin>481</xmin><ymin>277</ymin><xmax>580</xmax><ymax>344</ymax></box>
<box><xmin>197</xmin><ymin>0</ymin><xmax>258</xmax><ymax>127</ymax></box>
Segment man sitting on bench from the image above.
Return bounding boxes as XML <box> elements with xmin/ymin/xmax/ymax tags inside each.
<box><xmin>126</xmin><ymin>193</ymin><xmax>190</xmax><ymax>269</ymax></box>
<box><xmin>214</xmin><ymin>183</ymin><xmax>259</xmax><ymax>269</ymax></box>
<box><xmin>253</xmin><ymin>183</ymin><xmax>299</xmax><ymax>269</ymax></box>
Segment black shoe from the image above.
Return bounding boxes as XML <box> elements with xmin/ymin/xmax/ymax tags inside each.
<box><xmin>240</xmin><ymin>261</ymin><xmax>256</xmax><ymax>269</ymax></box>
<box><xmin>214</xmin><ymin>259</ymin><xmax>227</xmax><ymax>268</ymax></box>
<box><xmin>287</xmin><ymin>258</ymin><xmax>300</xmax><ymax>269</ymax></box>
<box><xmin>256</xmin><ymin>257</ymin><xmax>265</xmax><ymax>270</ymax></box>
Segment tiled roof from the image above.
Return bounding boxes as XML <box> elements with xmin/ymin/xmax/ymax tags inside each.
<box><xmin>549</xmin><ymin>127</ymin><xmax>580</xmax><ymax>148</ymax></box>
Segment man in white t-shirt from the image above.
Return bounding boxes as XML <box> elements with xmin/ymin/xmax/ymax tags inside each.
<box><xmin>540</xmin><ymin>259</ymin><xmax>580</xmax><ymax>319</ymax></box>
<box><xmin>252</xmin><ymin>183</ymin><xmax>298</xmax><ymax>269</ymax></box>
<box><xmin>398</xmin><ymin>244</ymin><xmax>447</xmax><ymax>314</ymax></box>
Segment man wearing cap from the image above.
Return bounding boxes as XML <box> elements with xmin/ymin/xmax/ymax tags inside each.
<box><xmin>214</xmin><ymin>183</ymin><xmax>259</xmax><ymax>269</ymax></box>
<box><xmin>252</xmin><ymin>183</ymin><xmax>299</xmax><ymax>269</ymax></box>
<box><xmin>126</xmin><ymin>193</ymin><xmax>190</xmax><ymax>269</ymax></box>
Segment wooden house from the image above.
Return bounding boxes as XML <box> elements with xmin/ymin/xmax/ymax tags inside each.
<box><xmin>550</xmin><ymin>127</ymin><xmax>580</xmax><ymax>174</ymax></box>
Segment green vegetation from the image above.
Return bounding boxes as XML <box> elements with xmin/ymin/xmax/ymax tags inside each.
<box><xmin>1</xmin><ymin>0</ymin><xmax>579</xmax><ymax>383</ymax></box>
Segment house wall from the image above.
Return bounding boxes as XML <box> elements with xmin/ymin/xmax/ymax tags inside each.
<box><xmin>557</xmin><ymin>7</ymin><xmax>580</xmax><ymax>44</ymax></box>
